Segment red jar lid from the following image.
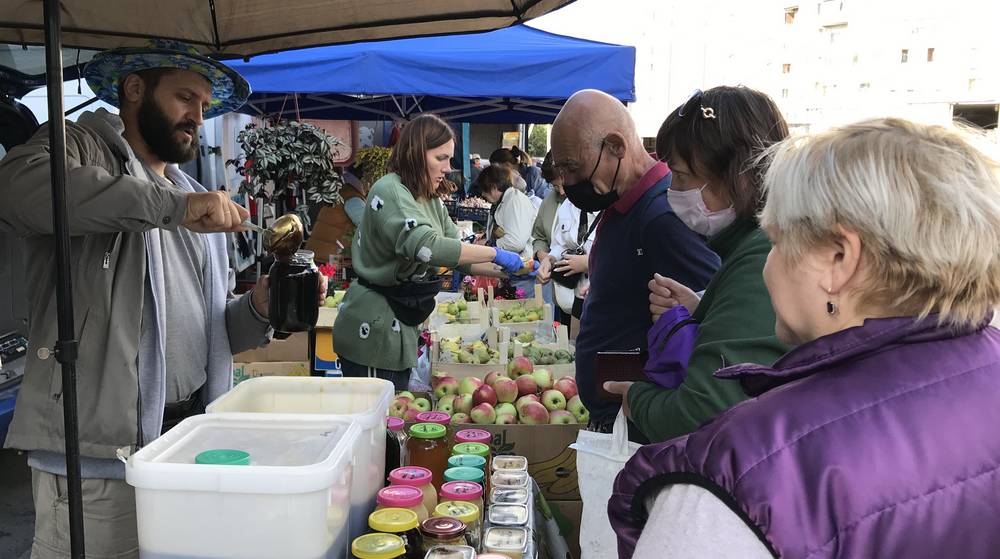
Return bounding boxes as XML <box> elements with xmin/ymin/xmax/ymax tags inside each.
<box><xmin>419</xmin><ymin>516</ymin><xmax>467</xmax><ymax>539</ymax></box>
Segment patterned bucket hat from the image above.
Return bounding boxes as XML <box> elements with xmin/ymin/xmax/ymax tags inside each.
<box><xmin>84</xmin><ymin>39</ymin><xmax>251</xmax><ymax>119</ymax></box>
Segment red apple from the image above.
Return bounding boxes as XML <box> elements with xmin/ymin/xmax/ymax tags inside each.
<box><xmin>484</xmin><ymin>370</ymin><xmax>509</xmax><ymax>387</ymax></box>
<box><xmin>515</xmin><ymin>375</ymin><xmax>539</xmax><ymax>397</ymax></box>
<box><xmin>493</xmin><ymin>377</ymin><xmax>519</xmax><ymax>404</ymax></box>
<box><xmin>518</xmin><ymin>401</ymin><xmax>550</xmax><ymax>425</ymax></box>
<box><xmin>507</xmin><ymin>356</ymin><xmax>534</xmax><ymax>378</ymax></box>
<box><xmin>434</xmin><ymin>376</ymin><xmax>460</xmax><ymax>399</ymax></box>
<box><xmin>451</xmin><ymin>413</ymin><xmax>473</xmax><ymax>424</ymax></box>
<box><xmin>515</xmin><ymin>394</ymin><xmax>541</xmax><ymax>414</ymax></box>
<box><xmin>553</xmin><ymin>376</ymin><xmax>578</xmax><ymax>401</ymax></box>
<box><xmin>473</xmin><ymin>384</ymin><xmax>498</xmax><ymax>408</ymax></box>
<box><xmin>470</xmin><ymin>403</ymin><xmax>497</xmax><ymax>425</ymax></box>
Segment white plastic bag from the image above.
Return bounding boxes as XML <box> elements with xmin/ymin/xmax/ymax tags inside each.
<box><xmin>570</xmin><ymin>410</ymin><xmax>641</xmax><ymax>559</ymax></box>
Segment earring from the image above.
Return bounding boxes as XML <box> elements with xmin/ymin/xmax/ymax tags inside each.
<box><xmin>826</xmin><ymin>288</ymin><xmax>839</xmax><ymax>315</ymax></box>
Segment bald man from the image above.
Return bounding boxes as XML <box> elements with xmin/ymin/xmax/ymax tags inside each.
<box><xmin>551</xmin><ymin>90</ymin><xmax>720</xmax><ymax>430</ymax></box>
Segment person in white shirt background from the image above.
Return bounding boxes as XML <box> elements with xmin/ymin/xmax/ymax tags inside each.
<box><xmin>547</xmin><ymin>185</ymin><xmax>597</xmax><ymax>337</ymax></box>
<box><xmin>474</xmin><ymin>164</ymin><xmax>538</xmax><ymax>296</ymax></box>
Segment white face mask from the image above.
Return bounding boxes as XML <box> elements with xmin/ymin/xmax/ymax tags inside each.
<box><xmin>667</xmin><ymin>184</ymin><xmax>737</xmax><ymax>237</ymax></box>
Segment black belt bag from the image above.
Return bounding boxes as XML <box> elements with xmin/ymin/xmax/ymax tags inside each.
<box><xmin>358</xmin><ymin>276</ymin><xmax>443</xmax><ymax>327</ymax></box>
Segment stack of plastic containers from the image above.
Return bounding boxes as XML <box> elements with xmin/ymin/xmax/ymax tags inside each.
<box><xmin>126</xmin><ymin>414</ymin><xmax>361</xmax><ymax>559</ymax></box>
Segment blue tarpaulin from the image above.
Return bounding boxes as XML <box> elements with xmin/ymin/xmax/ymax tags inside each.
<box><xmin>226</xmin><ymin>25</ymin><xmax>635</xmax><ymax>123</ymax></box>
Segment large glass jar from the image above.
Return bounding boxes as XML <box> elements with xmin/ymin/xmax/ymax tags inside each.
<box><xmin>267</xmin><ymin>249</ymin><xmax>319</xmax><ymax>337</ymax></box>
<box><xmin>368</xmin><ymin>508</ymin><xmax>423</xmax><ymax>559</ymax></box>
<box><xmin>415</xmin><ymin>412</ymin><xmax>454</xmax><ymax>446</ymax></box>
<box><xmin>386</xmin><ymin>417</ymin><xmax>407</xmax><ymax>481</ymax></box>
<box><xmin>407</xmin><ymin>423</ymin><xmax>450</xmax><ymax>490</ymax></box>
<box><xmin>388</xmin><ymin>467</ymin><xmax>438</xmax><ymax>513</ymax></box>
<box><xmin>418</xmin><ymin>517</ymin><xmax>468</xmax><ymax>553</ymax></box>
<box><xmin>351</xmin><ymin>533</ymin><xmax>406</xmax><ymax>559</ymax></box>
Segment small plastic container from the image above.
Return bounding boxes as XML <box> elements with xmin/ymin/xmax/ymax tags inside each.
<box><xmin>491</xmin><ymin>455</ymin><xmax>527</xmax><ymax>473</ymax></box>
<box><xmin>376</xmin><ymin>485</ymin><xmax>429</xmax><ymax>522</ymax></box>
<box><xmin>447</xmin><ymin>454</ymin><xmax>487</xmax><ymax>473</ymax></box>
<box><xmin>434</xmin><ymin>501</ymin><xmax>482</xmax><ymax>550</ymax></box>
<box><xmin>440</xmin><ymin>481</ymin><xmax>484</xmax><ymax>518</ymax></box>
<box><xmin>483</xmin><ymin>526</ymin><xmax>529</xmax><ymax>559</ymax></box>
<box><xmin>491</xmin><ymin>470</ymin><xmax>529</xmax><ymax>490</ymax></box>
<box><xmin>490</xmin><ymin>487</ymin><xmax>529</xmax><ymax>506</ymax></box>
<box><xmin>351</xmin><ymin>533</ymin><xmax>406</xmax><ymax>559</ymax></box>
<box><xmin>489</xmin><ymin>504</ymin><xmax>529</xmax><ymax>527</ymax></box>
<box><xmin>443</xmin><ymin>466</ymin><xmax>485</xmax><ymax>490</ymax></box>
<box><xmin>418</xmin><ymin>517</ymin><xmax>468</xmax><ymax>553</ymax></box>
<box><xmin>388</xmin><ymin>467</ymin><xmax>438</xmax><ymax>515</ymax></box>
<box><xmin>368</xmin><ymin>508</ymin><xmax>422</xmax><ymax>559</ymax></box>
<box><xmin>408</xmin><ymin>423</ymin><xmax>450</xmax><ymax>490</ymax></box>
<box><xmin>424</xmin><ymin>545</ymin><xmax>477</xmax><ymax>559</ymax></box>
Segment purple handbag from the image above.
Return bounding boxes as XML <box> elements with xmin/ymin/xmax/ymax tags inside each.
<box><xmin>643</xmin><ymin>305</ymin><xmax>699</xmax><ymax>389</ymax></box>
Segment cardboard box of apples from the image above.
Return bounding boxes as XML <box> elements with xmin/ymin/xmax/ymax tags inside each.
<box><xmin>389</xmin><ymin>356</ymin><xmax>588</xmax><ymax>426</ymax></box>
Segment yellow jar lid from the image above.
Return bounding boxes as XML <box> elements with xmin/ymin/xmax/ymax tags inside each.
<box><xmin>351</xmin><ymin>533</ymin><xmax>406</xmax><ymax>559</ymax></box>
<box><xmin>434</xmin><ymin>500</ymin><xmax>480</xmax><ymax>524</ymax></box>
<box><xmin>369</xmin><ymin>508</ymin><xmax>419</xmax><ymax>533</ymax></box>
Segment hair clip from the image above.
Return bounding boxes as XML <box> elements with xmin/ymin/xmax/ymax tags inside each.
<box><xmin>701</xmin><ymin>107</ymin><xmax>716</xmax><ymax>120</ymax></box>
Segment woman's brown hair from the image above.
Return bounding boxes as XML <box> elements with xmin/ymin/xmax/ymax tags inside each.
<box><xmin>387</xmin><ymin>114</ymin><xmax>455</xmax><ymax>199</ymax></box>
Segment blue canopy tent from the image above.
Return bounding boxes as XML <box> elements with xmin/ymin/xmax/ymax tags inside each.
<box><xmin>226</xmin><ymin>24</ymin><xmax>636</xmax><ymax>124</ymax></box>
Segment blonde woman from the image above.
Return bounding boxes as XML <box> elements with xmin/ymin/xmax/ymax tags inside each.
<box><xmin>610</xmin><ymin>119</ymin><xmax>1000</xmax><ymax>558</ymax></box>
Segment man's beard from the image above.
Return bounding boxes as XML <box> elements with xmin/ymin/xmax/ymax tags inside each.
<box><xmin>137</xmin><ymin>93</ymin><xmax>199</xmax><ymax>164</ymax></box>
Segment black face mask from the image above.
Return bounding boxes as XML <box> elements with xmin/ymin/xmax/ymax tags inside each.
<box><xmin>564</xmin><ymin>141</ymin><xmax>621</xmax><ymax>212</ymax></box>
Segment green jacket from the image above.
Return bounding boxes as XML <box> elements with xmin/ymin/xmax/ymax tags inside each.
<box><xmin>629</xmin><ymin>218</ymin><xmax>789</xmax><ymax>443</ymax></box>
<box><xmin>332</xmin><ymin>173</ymin><xmax>463</xmax><ymax>370</ymax></box>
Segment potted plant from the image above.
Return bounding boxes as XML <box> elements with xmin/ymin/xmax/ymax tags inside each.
<box><xmin>354</xmin><ymin>146</ymin><xmax>392</xmax><ymax>190</ymax></box>
<box><xmin>226</xmin><ymin>120</ymin><xmax>345</xmax><ymax>209</ymax></box>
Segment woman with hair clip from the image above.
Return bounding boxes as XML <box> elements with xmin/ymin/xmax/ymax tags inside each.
<box><xmin>332</xmin><ymin>114</ymin><xmax>524</xmax><ymax>389</ymax></box>
<box><xmin>604</xmin><ymin>86</ymin><xmax>791</xmax><ymax>443</ymax></box>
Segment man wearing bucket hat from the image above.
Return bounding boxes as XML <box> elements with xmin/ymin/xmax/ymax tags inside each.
<box><xmin>0</xmin><ymin>40</ymin><xmax>318</xmax><ymax>558</ymax></box>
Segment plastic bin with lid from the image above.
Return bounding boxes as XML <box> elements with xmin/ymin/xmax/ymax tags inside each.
<box><xmin>205</xmin><ymin>376</ymin><xmax>393</xmax><ymax>540</ymax></box>
<box><xmin>125</xmin><ymin>414</ymin><xmax>361</xmax><ymax>559</ymax></box>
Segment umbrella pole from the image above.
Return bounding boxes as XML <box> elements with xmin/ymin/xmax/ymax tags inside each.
<box><xmin>43</xmin><ymin>0</ymin><xmax>87</xmax><ymax>556</ymax></box>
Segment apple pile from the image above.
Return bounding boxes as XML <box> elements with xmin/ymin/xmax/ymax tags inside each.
<box><xmin>388</xmin><ymin>391</ymin><xmax>432</xmax><ymax>421</ymax></box>
<box><xmin>438</xmin><ymin>337</ymin><xmax>502</xmax><ymax>365</ymax></box>
<box><xmin>400</xmin><ymin>358</ymin><xmax>588</xmax><ymax>426</ymax></box>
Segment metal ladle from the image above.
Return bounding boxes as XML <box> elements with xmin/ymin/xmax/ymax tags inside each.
<box><xmin>243</xmin><ymin>213</ymin><xmax>304</xmax><ymax>259</ymax></box>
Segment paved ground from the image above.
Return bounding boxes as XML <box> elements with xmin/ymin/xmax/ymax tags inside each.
<box><xmin>0</xmin><ymin>448</ymin><xmax>33</xmax><ymax>559</ymax></box>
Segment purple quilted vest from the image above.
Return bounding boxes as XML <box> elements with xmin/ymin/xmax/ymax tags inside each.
<box><xmin>609</xmin><ymin>316</ymin><xmax>1000</xmax><ymax>558</ymax></box>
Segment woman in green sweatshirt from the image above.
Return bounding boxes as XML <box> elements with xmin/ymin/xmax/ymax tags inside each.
<box><xmin>332</xmin><ymin>114</ymin><xmax>524</xmax><ymax>389</ymax></box>
<box><xmin>605</xmin><ymin>86</ymin><xmax>792</xmax><ymax>442</ymax></box>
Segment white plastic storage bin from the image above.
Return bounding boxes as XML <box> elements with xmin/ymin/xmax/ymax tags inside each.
<box><xmin>126</xmin><ymin>414</ymin><xmax>360</xmax><ymax>559</ymax></box>
<box><xmin>205</xmin><ymin>376</ymin><xmax>394</xmax><ymax>541</ymax></box>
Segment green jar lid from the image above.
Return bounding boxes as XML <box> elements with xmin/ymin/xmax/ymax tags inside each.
<box><xmin>444</xmin><ymin>466</ymin><xmax>485</xmax><ymax>484</ymax></box>
<box><xmin>452</xmin><ymin>442</ymin><xmax>490</xmax><ymax>457</ymax></box>
<box><xmin>409</xmin><ymin>422</ymin><xmax>447</xmax><ymax>439</ymax></box>
<box><xmin>195</xmin><ymin>449</ymin><xmax>250</xmax><ymax>466</ymax></box>
<box><xmin>448</xmin><ymin>454</ymin><xmax>487</xmax><ymax>471</ymax></box>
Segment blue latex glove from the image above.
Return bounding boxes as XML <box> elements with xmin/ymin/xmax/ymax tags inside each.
<box><xmin>492</xmin><ymin>248</ymin><xmax>524</xmax><ymax>275</ymax></box>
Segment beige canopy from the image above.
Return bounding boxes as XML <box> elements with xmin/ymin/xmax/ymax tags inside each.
<box><xmin>0</xmin><ymin>0</ymin><xmax>573</xmax><ymax>57</ymax></box>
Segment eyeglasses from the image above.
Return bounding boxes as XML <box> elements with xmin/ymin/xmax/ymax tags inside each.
<box><xmin>677</xmin><ymin>89</ymin><xmax>716</xmax><ymax>121</ymax></box>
